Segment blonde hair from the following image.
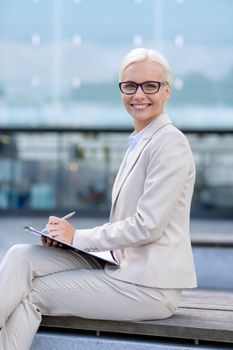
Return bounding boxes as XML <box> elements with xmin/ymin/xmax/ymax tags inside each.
<box><xmin>119</xmin><ymin>47</ymin><xmax>172</xmax><ymax>85</ymax></box>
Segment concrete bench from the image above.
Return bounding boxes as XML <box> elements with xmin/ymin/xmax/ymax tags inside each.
<box><xmin>38</xmin><ymin>289</ymin><xmax>233</xmax><ymax>348</ymax></box>
<box><xmin>34</xmin><ymin>234</ymin><xmax>233</xmax><ymax>348</ymax></box>
<box><xmin>191</xmin><ymin>234</ymin><xmax>233</xmax><ymax>289</ymax></box>
<box><xmin>191</xmin><ymin>232</ymin><xmax>233</xmax><ymax>247</ymax></box>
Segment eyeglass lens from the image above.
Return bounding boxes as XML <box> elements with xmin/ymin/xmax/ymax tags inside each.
<box><xmin>120</xmin><ymin>81</ymin><xmax>161</xmax><ymax>94</ymax></box>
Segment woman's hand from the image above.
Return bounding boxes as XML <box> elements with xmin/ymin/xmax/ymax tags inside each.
<box><xmin>41</xmin><ymin>216</ymin><xmax>75</xmax><ymax>247</ymax></box>
<box><xmin>41</xmin><ymin>235</ymin><xmax>62</xmax><ymax>248</ymax></box>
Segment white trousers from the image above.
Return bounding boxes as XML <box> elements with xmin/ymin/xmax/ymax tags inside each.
<box><xmin>0</xmin><ymin>244</ymin><xmax>181</xmax><ymax>350</ymax></box>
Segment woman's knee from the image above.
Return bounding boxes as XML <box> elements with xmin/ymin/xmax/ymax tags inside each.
<box><xmin>4</xmin><ymin>244</ymin><xmax>40</xmax><ymax>265</ymax></box>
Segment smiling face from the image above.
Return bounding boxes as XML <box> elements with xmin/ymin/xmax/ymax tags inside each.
<box><xmin>120</xmin><ymin>60</ymin><xmax>171</xmax><ymax>132</ymax></box>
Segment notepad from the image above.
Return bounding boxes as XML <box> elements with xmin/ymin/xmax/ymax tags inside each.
<box><xmin>24</xmin><ymin>225</ymin><xmax>118</xmax><ymax>265</ymax></box>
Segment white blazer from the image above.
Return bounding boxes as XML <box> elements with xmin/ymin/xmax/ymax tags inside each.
<box><xmin>74</xmin><ymin>113</ymin><xmax>197</xmax><ymax>288</ymax></box>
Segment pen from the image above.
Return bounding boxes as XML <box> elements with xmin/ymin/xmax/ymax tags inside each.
<box><xmin>62</xmin><ymin>211</ymin><xmax>76</xmax><ymax>220</ymax></box>
<box><xmin>41</xmin><ymin>211</ymin><xmax>76</xmax><ymax>232</ymax></box>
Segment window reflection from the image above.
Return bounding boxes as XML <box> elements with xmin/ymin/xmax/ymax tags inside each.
<box><xmin>0</xmin><ymin>0</ymin><xmax>232</xmax><ymax>129</ymax></box>
<box><xmin>0</xmin><ymin>0</ymin><xmax>232</xmax><ymax>216</ymax></box>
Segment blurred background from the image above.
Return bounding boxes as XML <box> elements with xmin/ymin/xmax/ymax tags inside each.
<box><xmin>1</xmin><ymin>0</ymin><xmax>233</xmax><ymax>217</ymax></box>
<box><xmin>0</xmin><ymin>0</ymin><xmax>233</xmax><ymax>288</ymax></box>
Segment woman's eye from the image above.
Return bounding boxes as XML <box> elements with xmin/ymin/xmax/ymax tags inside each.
<box><xmin>125</xmin><ymin>83</ymin><xmax>136</xmax><ymax>90</ymax></box>
<box><xmin>144</xmin><ymin>83</ymin><xmax>158</xmax><ymax>90</ymax></box>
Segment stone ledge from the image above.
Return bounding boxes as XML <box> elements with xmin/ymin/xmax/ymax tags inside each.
<box><xmin>40</xmin><ymin>289</ymin><xmax>233</xmax><ymax>344</ymax></box>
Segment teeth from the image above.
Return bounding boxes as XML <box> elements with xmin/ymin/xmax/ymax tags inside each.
<box><xmin>132</xmin><ymin>104</ymin><xmax>149</xmax><ymax>110</ymax></box>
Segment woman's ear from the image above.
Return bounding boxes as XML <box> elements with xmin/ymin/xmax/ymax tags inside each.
<box><xmin>163</xmin><ymin>83</ymin><xmax>171</xmax><ymax>103</ymax></box>
<box><xmin>166</xmin><ymin>83</ymin><xmax>171</xmax><ymax>97</ymax></box>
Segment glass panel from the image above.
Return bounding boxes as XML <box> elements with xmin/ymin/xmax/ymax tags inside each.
<box><xmin>0</xmin><ymin>0</ymin><xmax>232</xmax><ymax>129</ymax></box>
<box><xmin>1</xmin><ymin>130</ymin><xmax>233</xmax><ymax>217</ymax></box>
<box><xmin>0</xmin><ymin>131</ymin><xmax>128</xmax><ymax>213</ymax></box>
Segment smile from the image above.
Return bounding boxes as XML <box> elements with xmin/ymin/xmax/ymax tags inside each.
<box><xmin>130</xmin><ymin>104</ymin><xmax>151</xmax><ymax>110</ymax></box>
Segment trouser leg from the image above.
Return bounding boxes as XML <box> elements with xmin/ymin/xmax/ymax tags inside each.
<box><xmin>0</xmin><ymin>244</ymin><xmax>180</xmax><ymax>350</ymax></box>
<box><xmin>0</xmin><ymin>298</ymin><xmax>41</xmax><ymax>350</ymax></box>
<box><xmin>29</xmin><ymin>268</ymin><xmax>176</xmax><ymax>321</ymax></box>
<box><xmin>0</xmin><ymin>244</ymin><xmax>98</xmax><ymax>350</ymax></box>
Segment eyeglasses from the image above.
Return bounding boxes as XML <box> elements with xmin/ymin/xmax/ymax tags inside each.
<box><xmin>119</xmin><ymin>80</ymin><xmax>168</xmax><ymax>95</ymax></box>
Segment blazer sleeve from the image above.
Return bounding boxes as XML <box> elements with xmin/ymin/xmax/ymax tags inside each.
<box><xmin>72</xmin><ymin>131</ymin><xmax>195</xmax><ymax>252</ymax></box>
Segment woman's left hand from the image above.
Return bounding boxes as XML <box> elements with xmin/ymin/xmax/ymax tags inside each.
<box><xmin>45</xmin><ymin>216</ymin><xmax>76</xmax><ymax>244</ymax></box>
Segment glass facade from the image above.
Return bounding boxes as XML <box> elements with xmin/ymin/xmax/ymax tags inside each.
<box><xmin>0</xmin><ymin>130</ymin><xmax>126</xmax><ymax>213</ymax></box>
<box><xmin>0</xmin><ymin>0</ymin><xmax>233</xmax><ymax>215</ymax></box>
<box><xmin>0</xmin><ymin>0</ymin><xmax>233</xmax><ymax>129</ymax></box>
<box><xmin>1</xmin><ymin>130</ymin><xmax>233</xmax><ymax>217</ymax></box>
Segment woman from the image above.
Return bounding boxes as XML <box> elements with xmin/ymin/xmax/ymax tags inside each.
<box><xmin>0</xmin><ymin>48</ymin><xmax>197</xmax><ymax>350</ymax></box>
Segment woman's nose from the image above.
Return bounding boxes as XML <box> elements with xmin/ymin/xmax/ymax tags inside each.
<box><xmin>134</xmin><ymin>86</ymin><xmax>146</xmax><ymax>98</ymax></box>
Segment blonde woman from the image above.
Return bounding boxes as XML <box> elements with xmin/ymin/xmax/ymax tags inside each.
<box><xmin>0</xmin><ymin>48</ymin><xmax>197</xmax><ymax>350</ymax></box>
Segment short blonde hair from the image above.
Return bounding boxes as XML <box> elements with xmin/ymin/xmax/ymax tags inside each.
<box><xmin>119</xmin><ymin>47</ymin><xmax>172</xmax><ymax>85</ymax></box>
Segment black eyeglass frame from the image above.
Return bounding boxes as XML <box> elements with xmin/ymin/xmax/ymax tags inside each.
<box><xmin>119</xmin><ymin>80</ymin><xmax>168</xmax><ymax>95</ymax></box>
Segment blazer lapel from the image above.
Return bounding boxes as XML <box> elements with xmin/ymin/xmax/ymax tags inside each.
<box><xmin>111</xmin><ymin>113</ymin><xmax>172</xmax><ymax>208</ymax></box>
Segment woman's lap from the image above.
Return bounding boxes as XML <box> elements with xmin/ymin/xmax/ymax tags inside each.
<box><xmin>1</xmin><ymin>244</ymin><xmax>177</xmax><ymax>322</ymax></box>
<box><xmin>29</xmin><ymin>267</ymin><xmax>175</xmax><ymax>321</ymax></box>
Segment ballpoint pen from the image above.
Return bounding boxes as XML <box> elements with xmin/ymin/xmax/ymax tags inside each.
<box><xmin>61</xmin><ymin>211</ymin><xmax>76</xmax><ymax>221</ymax></box>
<box><xmin>41</xmin><ymin>211</ymin><xmax>76</xmax><ymax>232</ymax></box>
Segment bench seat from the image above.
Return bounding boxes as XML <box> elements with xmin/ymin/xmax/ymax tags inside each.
<box><xmin>41</xmin><ymin>289</ymin><xmax>233</xmax><ymax>345</ymax></box>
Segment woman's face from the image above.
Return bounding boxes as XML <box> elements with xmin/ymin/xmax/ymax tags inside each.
<box><xmin>120</xmin><ymin>60</ymin><xmax>171</xmax><ymax>132</ymax></box>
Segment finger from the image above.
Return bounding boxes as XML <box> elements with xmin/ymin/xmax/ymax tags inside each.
<box><xmin>52</xmin><ymin>240</ymin><xmax>59</xmax><ymax>248</ymax></box>
<box><xmin>41</xmin><ymin>236</ymin><xmax>47</xmax><ymax>246</ymax></box>
<box><xmin>46</xmin><ymin>223</ymin><xmax>59</xmax><ymax>233</ymax></box>
<box><xmin>49</xmin><ymin>231</ymin><xmax>58</xmax><ymax>237</ymax></box>
<box><xmin>40</xmin><ymin>236</ymin><xmax>53</xmax><ymax>247</ymax></box>
<box><xmin>45</xmin><ymin>237</ymin><xmax>54</xmax><ymax>247</ymax></box>
<box><xmin>48</xmin><ymin>216</ymin><xmax>61</xmax><ymax>225</ymax></box>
